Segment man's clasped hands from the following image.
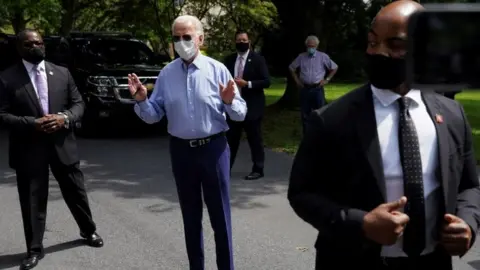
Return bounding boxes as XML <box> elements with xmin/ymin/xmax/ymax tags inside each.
<box><xmin>363</xmin><ymin>196</ymin><xmax>472</xmax><ymax>256</ymax></box>
<box><xmin>34</xmin><ymin>114</ymin><xmax>65</xmax><ymax>133</ymax></box>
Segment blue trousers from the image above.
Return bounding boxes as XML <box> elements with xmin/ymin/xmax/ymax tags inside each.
<box><xmin>300</xmin><ymin>87</ymin><xmax>326</xmax><ymax>134</ymax></box>
<box><xmin>169</xmin><ymin>135</ymin><xmax>234</xmax><ymax>270</ymax></box>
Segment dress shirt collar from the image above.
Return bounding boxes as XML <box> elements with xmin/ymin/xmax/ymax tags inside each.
<box><xmin>181</xmin><ymin>51</ymin><xmax>207</xmax><ymax>71</ymax></box>
<box><xmin>237</xmin><ymin>50</ymin><xmax>249</xmax><ymax>59</ymax></box>
<box><xmin>371</xmin><ymin>84</ymin><xmax>422</xmax><ymax>108</ymax></box>
<box><xmin>23</xmin><ymin>59</ymin><xmax>46</xmax><ymax>73</ymax></box>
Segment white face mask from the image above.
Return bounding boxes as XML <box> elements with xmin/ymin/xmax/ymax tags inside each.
<box><xmin>174</xmin><ymin>40</ymin><xmax>197</xmax><ymax>61</ymax></box>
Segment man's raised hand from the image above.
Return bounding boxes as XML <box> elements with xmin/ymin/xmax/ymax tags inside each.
<box><xmin>128</xmin><ymin>73</ymin><xmax>148</xmax><ymax>102</ymax></box>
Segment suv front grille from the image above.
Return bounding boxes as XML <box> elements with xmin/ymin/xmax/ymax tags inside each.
<box><xmin>113</xmin><ymin>76</ymin><xmax>157</xmax><ymax>101</ymax></box>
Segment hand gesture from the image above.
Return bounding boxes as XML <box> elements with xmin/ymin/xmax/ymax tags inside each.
<box><xmin>296</xmin><ymin>81</ymin><xmax>304</xmax><ymax>89</ymax></box>
<box><xmin>35</xmin><ymin>115</ymin><xmax>64</xmax><ymax>133</ymax></box>
<box><xmin>319</xmin><ymin>80</ymin><xmax>328</xmax><ymax>86</ymax></box>
<box><xmin>441</xmin><ymin>214</ymin><xmax>472</xmax><ymax>256</ymax></box>
<box><xmin>362</xmin><ymin>196</ymin><xmax>410</xmax><ymax>245</ymax></box>
<box><xmin>234</xmin><ymin>77</ymin><xmax>247</xmax><ymax>88</ymax></box>
<box><xmin>41</xmin><ymin>114</ymin><xmax>65</xmax><ymax>133</ymax></box>
<box><xmin>128</xmin><ymin>73</ymin><xmax>148</xmax><ymax>102</ymax></box>
<box><xmin>34</xmin><ymin>116</ymin><xmax>50</xmax><ymax>132</ymax></box>
<box><xmin>220</xmin><ymin>79</ymin><xmax>236</xmax><ymax>105</ymax></box>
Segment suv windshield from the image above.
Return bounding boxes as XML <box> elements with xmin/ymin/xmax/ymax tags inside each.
<box><xmin>79</xmin><ymin>39</ymin><xmax>155</xmax><ymax>65</ymax></box>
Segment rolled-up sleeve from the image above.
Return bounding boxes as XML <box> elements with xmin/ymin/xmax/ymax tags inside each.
<box><xmin>323</xmin><ymin>54</ymin><xmax>338</xmax><ymax>70</ymax></box>
<box><xmin>134</xmin><ymin>72</ymin><xmax>166</xmax><ymax>124</ymax></box>
<box><xmin>289</xmin><ymin>54</ymin><xmax>301</xmax><ymax>71</ymax></box>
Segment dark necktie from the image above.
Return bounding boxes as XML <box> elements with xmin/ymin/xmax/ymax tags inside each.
<box><xmin>397</xmin><ymin>96</ymin><xmax>426</xmax><ymax>257</ymax></box>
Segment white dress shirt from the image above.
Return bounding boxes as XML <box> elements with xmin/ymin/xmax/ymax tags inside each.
<box><xmin>234</xmin><ymin>50</ymin><xmax>252</xmax><ymax>89</ymax></box>
<box><xmin>23</xmin><ymin>59</ymin><xmax>47</xmax><ymax>97</ymax></box>
<box><xmin>371</xmin><ymin>85</ymin><xmax>441</xmax><ymax>257</ymax></box>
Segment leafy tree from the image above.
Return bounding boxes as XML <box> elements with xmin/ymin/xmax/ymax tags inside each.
<box><xmin>0</xmin><ymin>0</ymin><xmax>60</xmax><ymax>34</ymax></box>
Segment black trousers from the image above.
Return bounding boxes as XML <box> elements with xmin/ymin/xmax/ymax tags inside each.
<box><xmin>226</xmin><ymin>117</ymin><xmax>265</xmax><ymax>173</ymax></box>
<box><xmin>16</xmin><ymin>148</ymin><xmax>96</xmax><ymax>255</ymax></box>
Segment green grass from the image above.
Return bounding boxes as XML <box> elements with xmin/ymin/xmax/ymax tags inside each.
<box><xmin>264</xmin><ymin>82</ymin><xmax>480</xmax><ymax>161</ymax></box>
<box><xmin>263</xmin><ymin>82</ymin><xmax>359</xmax><ymax>154</ymax></box>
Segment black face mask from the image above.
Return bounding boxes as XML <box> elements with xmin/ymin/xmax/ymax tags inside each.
<box><xmin>365</xmin><ymin>53</ymin><xmax>406</xmax><ymax>90</ymax></box>
<box><xmin>22</xmin><ymin>47</ymin><xmax>46</xmax><ymax>64</ymax></box>
<box><xmin>235</xmin><ymin>42</ymin><xmax>249</xmax><ymax>53</ymax></box>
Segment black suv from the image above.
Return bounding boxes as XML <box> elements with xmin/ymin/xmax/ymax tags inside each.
<box><xmin>46</xmin><ymin>32</ymin><xmax>170</xmax><ymax>134</ymax></box>
<box><xmin>0</xmin><ymin>31</ymin><xmax>169</xmax><ymax>135</ymax></box>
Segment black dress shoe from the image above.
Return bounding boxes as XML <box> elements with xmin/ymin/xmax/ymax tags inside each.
<box><xmin>244</xmin><ymin>171</ymin><xmax>264</xmax><ymax>180</ymax></box>
<box><xmin>20</xmin><ymin>253</ymin><xmax>44</xmax><ymax>270</ymax></box>
<box><xmin>80</xmin><ymin>232</ymin><xmax>104</xmax><ymax>247</ymax></box>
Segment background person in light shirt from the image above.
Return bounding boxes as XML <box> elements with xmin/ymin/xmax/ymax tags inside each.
<box><xmin>128</xmin><ymin>15</ymin><xmax>246</xmax><ymax>270</ymax></box>
<box><xmin>289</xmin><ymin>35</ymin><xmax>338</xmax><ymax>134</ymax></box>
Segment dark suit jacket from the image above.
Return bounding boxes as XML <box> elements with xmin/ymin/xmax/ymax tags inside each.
<box><xmin>0</xmin><ymin>61</ymin><xmax>84</xmax><ymax>170</ymax></box>
<box><xmin>288</xmin><ymin>84</ymin><xmax>480</xmax><ymax>267</ymax></box>
<box><xmin>224</xmin><ymin>51</ymin><xmax>270</xmax><ymax>121</ymax></box>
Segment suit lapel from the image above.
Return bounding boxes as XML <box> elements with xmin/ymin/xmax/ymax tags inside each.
<box><xmin>242</xmin><ymin>51</ymin><xmax>252</xmax><ymax>78</ymax></box>
<box><xmin>422</xmin><ymin>92</ymin><xmax>450</xmax><ymax>212</ymax></box>
<box><xmin>19</xmin><ymin>63</ymin><xmax>44</xmax><ymax>115</ymax></box>
<box><xmin>354</xmin><ymin>85</ymin><xmax>386</xmax><ymax>201</ymax></box>
<box><xmin>227</xmin><ymin>55</ymin><xmax>235</xmax><ymax>76</ymax></box>
<box><xmin>45</xmin><ymin>62</ymin><xmax>55</xmax><ymax>114</ymax></box>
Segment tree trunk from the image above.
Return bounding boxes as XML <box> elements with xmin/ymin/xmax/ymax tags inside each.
<box><xmin>60</xmin><ymin>10</ymin><xmax>75</xmax><ymax>36</ymax></box>
<box><xmin>59</xmin><ymin>0</ymin><xmax>76</xmax><ymax>36</ymax></box>
<box><xmin>274</xmin><ymin>74</ymin><xmax>300</xmax><ymax>109</ymax></box>
<box><xmin>10</xmin><ymin>10</ymin><xmax>27</xmax><ymax>34</ymax></box>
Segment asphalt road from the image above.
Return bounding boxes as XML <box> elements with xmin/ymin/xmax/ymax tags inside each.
<box><xmin>0</xmin><ymin>131</ymin><xmax>479</xmax><ymax>270</ymax></box>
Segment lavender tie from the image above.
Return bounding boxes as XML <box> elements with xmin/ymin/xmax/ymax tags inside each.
<box><xmin>34</xmin><ymin>65</ymin><xmax>49</xmax><ymax>114</ymax></box>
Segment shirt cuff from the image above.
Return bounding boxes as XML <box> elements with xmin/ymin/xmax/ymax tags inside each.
<box><xmin>248</xmin><ymin>81</ymin><xmax>252</xmax><ymax>88</ymax></box>
<box><xmin>137</xmin><ymin>99</ymin><xmax>151</xmax><ymax>111</ymax></box>
<box><xmin>224</xmin><ymin>99</ymin><xmax>239</xmax><ymax>111</ymax></box>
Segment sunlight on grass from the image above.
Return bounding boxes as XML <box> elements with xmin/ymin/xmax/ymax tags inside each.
<box><xmin>455</xmin><ymin>91</ymin><xmax>480</xmax><ymax>161</ymax></box>
<box><xmin>263</xmin><ymin>83</ymin><xmax>357</xmax><ymax>154</ymax></box>
<box><xmin>264</xmin><ymin>83</ymin><xmax>480</xmax><ymax>161</ymax></box>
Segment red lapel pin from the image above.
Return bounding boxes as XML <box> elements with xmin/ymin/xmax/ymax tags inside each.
<box><xmin>435</xmin><ymin>114</ymin><xmax>443</xmax><ymax>124</ymax></box>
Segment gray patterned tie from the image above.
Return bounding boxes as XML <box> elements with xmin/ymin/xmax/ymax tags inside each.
<box><xmin>34</xmin><ymin>65</ymin><xmax>49</xmax><ymax>114</ymax></box>
<box><xmin>398</xmin><ymin>96</ymin><xmax>426</xmax><ymax>257</ymax></box>
<box><xmin>237</xmin><ymin>56</ymin><xmax>244</xmax><ymax>78</ymax></box>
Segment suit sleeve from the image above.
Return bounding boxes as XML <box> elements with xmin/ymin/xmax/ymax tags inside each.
<box><xmin>64</xmin><ymin>69</ymin><xmax>85</xmax><ymax>123</ymax></box>
<box><xmin>456</xmin><ymin>105</ymin><xmax>480</xmax><ymax>246</ymax></box>
<box><xmin>0</xmin><ymin>76</ymin><xmax>36</xmax><ymax>130</ymax></box>
<box><xmin>288</xmin><ymin>110</ymin><xmax>367</xmax><ymax>237</ymax></box>
<box><xmin>250</xmin><ymin>55</ymin><xmax>271</xmax><ymax>90</ymax></box>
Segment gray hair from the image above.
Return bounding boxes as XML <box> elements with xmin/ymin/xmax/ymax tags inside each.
<box><xmin>172</xmin><ymin>15</ymin><xmax>204</xmax><ymax>36</ymax></box>
<box><xmin>305</xmin><ymin>35</ymin><xmax>319</xmax><ymax>46</ymax></box>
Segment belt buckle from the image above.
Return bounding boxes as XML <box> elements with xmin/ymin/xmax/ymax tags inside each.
<box><xmin>189</xmin><ymin>140</ymin><xmax>197</xmax><ymax>147</ymax></box>
<box><xmin>198</xmin><ymin>138</ymin><xmax>211</xmax><ymax>146</ymax></box>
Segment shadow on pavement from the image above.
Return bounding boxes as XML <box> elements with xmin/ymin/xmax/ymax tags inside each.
<box><xmin>0</xmin><ymin>130</ymin><xmax>293</xmax><ymax>211</ymax></box>
<box><xmin>0</xmin><ymin>239</ymin><xmax>85</xmax><ymax>269</ymax></box>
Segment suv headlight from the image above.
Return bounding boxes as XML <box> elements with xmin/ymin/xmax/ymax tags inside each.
<box><xmin>86</xmin><ymin>76</ymin><xmax>116</xmax><ymax>97</ymax></box>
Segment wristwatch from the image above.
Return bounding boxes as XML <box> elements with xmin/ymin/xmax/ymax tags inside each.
<box><xmin>58</xmin><ymin>112</ymin><xmax>70</xmax><ymax>129</ymax></box>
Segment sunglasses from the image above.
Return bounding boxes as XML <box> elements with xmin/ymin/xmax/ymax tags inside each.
<box><xmin>172</xmin><ymin>35</ymin><xmax>193</xmax><ymax>42</ymax></box>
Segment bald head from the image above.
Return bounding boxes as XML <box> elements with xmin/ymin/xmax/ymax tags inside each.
<box><xmin>365</xmin><ymin>1</ymin><xmax>424</xmax><ymax>92</ymax></box>
<box><xmin>368</xmin><ymin>0</ymin><xmax>424</xmax><ymax>58</ymax></box>
<box><xmin>373</xmin><ymin>0</ymin><xmax>424</xmax><ymax>32</ymax></box>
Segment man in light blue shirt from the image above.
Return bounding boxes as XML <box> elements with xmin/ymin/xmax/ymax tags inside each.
<box><xmin>289</xmin><ymin>35</ymin><xmax>338</xmax><ymax>134</ymax></box>
<box><xmin>128</xmin><ymin>15</ymin><xmax>246</xmax><ymax>270</ymax></box>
